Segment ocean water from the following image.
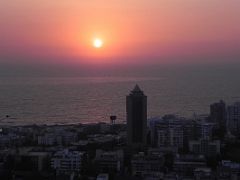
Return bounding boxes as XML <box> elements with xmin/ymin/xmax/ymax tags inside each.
<box><xmin>0</xmin><ymin>65</ymin><xmax>240</xmax><ymax>125</ymax></box>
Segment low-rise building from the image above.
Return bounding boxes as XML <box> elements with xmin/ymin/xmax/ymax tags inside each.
<box><xmin>51</xmin><ymin>149</ymin><xmax>85</xmax><ymax>174</ymax></box>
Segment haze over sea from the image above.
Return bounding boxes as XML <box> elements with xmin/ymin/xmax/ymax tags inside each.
<box><xmin>0</xmin><ymin>64</ymin><xmax>240</xmax><ymax>126</ymax></box>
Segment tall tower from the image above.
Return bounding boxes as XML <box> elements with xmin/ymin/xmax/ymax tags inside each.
<box><xmin>126</xmin><ymin>85</ymin><xmax>147</xmax><ymax>148</ymax></box>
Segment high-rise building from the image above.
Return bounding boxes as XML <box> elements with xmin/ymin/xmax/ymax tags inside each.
<box><xmin>227</xmin><ymin>102</ymin><xmax>240</xmax><ymax>135</ymax></box>
<box><xmin>210</xmin><ymin>100</ymin><xmax>226</xmax><ymax>130</ymax></box>
<box><xmin>127</xmin><ymin>85</ymin><xmax>147</xmax><ymax>148</ymax></box>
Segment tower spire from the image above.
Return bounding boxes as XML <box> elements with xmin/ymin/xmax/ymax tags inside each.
<box><xmin>133</xmin><ymin>84</ymin><xmax>141</xmax><ymax>92</ymax></box>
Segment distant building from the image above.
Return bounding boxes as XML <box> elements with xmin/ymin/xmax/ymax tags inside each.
<box><xmin>38</xmin><ymin>133</ymin><xmax>62</xmax><ymax>146</ymax></box>
<box><xmin>157</xmin><ymin>125</ymin><xmax>184</xmax><ymax>149</ymax></box>
<box><xmin>38</xmin><ymin>131</ymin><xmax>77</xmax><ymax>146</ymax></box>
<box><xmin>51</xmin><ymin>149</ymin><xmax>85</xmax><ymax>174</ymax></box>
<box><xmin>150</xmin><ymin>116</ymin><xmax>195</xmax><ymax>151</ymax></box>
<box><xmin>95</xmin><ymin>149</ymin><xmax>124</xmax><ymax>173</ymax></box>
<box><xmin>210</xmin><ymin>100</ymin><xmax>226</xmax><ymax>130</ymax></box>
<box><xmin>189</xmin><ymin>139</ymin><xmax>220</xmax><ymax>156</ymax></box>
<box><xmin>127</xmin><ymin>85</ymin><xmax>147</xmax><ymax>149</ymax></box>
<box><xmin>227</xmin><ymin>102</ymin><xmax>240</xmax><ymax>136</ymax></box>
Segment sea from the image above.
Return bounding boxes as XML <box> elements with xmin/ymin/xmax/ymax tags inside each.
<box><xmin>0</xmin><ymin>64</ymin><xmax>240</xmax><ymax>125</ymax></box>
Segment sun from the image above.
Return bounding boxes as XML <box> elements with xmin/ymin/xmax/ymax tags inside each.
<box><xmin>93</xmin><ymin>38</ymin><xmax>103</xmax><ymax>48</ymax></box>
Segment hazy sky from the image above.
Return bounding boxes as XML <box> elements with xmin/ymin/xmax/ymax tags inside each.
<box><xmin>0</xmin><ymin>0</ymin><xmax>240</xmax><ymax>70</ymax></box>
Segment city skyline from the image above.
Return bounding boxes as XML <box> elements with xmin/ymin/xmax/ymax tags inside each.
<box><xmin>0</xmin><ymin>1</ymin><xmax>240</xmax><ymax>179</ymax></box>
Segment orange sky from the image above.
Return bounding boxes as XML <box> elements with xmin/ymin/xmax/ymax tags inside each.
<box><xmin>0</xmin><ymin>0</ymin><xmax>240</xmax><ymax>65</ymax></box>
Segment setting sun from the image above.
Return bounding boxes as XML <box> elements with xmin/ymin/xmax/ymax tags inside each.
<box><xmin>93</xmin><ymin>38</ymin><xmax>103</xmax><ymax>48</ymax></box>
